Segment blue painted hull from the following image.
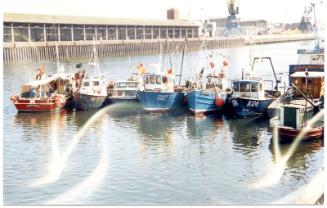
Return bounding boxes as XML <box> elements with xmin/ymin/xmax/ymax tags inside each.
<box><xmin>187</xmin><ymin>90</ymin><xmax>227</xmax><ymax>114</ymax></box>
<box><xmin>109</xmin><ymin>97</ymin><xmax>139</xmax><ymax>104</ymax></box>
<box><xmin>74</xmin><ymin>93</ymin><xmax>106</xmax><ymax>111</ymax></box>
<box><xmin>137</xmin><ymin>91</ymin><xmax>185</xmax><ymax>112</ymax></box>
<box><xmin>228</xmin><ymin>97</ymin><xmax>275</xmax><ymax>117</ymax></box>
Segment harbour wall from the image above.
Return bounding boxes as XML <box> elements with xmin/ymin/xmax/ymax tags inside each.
<box><xmin>3</xmin><ymin>34</ymin><xmax>314</xmax><ymax>64</ymax></box>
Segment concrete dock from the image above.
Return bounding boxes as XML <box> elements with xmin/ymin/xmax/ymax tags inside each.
<box><xmin>3</xmin><ymin>34</ymin><xmax>314</xmax><ymax>64</ymax></box>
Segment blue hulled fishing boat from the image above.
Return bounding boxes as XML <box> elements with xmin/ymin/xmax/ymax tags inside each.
<box><xmin>138</xmin><ymin>72</ymin><xmax>185</xmax><ymax>112</ymax></box>
<box><xmin>138</xmin><ymin>41</ymin><xmax>187</xmax><ymax>112</ymax></box>
<box><xmin>227</xmin><ymin>57</ymin><xmax>280</xmax><ymax>117</ymax></box>
<box><xmin>187</xmin><ymin>75</ymin><xmax>228</xmax><ymax>115</ymax></box>
<box><xmin>228</xmin><ymin>80</ymin><xmax>276</xmax><ymax>117</ymax></box>
<box><xmin>186</xmin><ymin>55</ymin><xmax>230</xmax><ymax>115</ymax></box>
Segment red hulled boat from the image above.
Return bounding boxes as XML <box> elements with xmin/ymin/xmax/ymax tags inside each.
<box><xmin>11</xmin><ymin>75</ymin><xmax>67</xmax><ymax>113</ymax></box>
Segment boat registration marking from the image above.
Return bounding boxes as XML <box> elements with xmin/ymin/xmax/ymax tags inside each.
<box><xmin>247</xmin><ymin>100</ymin><xmax>259</xmax><ymax>108</ymax></box>
<box><xmin>232</xmin><ymin>100</ymin><xmax>238</xmax><ymax>106</ymax></box>
<box><xmin>157</xmin><ymin>95</ymin><xmax>169</xmax><ymax>101</ymax></box>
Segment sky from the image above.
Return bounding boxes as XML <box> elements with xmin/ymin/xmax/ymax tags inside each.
<box><xmin>2</xmin><ymin>0</ymin><xmax>326</xmax><ymax>24</ymax></box>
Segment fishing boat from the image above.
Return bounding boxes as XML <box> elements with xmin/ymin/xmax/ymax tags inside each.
<box><xmin>10</xmin><ymin>74</ymin><xmax>66</xmax><ymax>113</ymax></box>
<box><xmin>227</xmin><ymin>57</ymin><xmax>280</xmax><ymax>117</ymax></box>
<box><xmin>73</xmin><ymin>43</ymin><xmax>107</xmax><ymax>111</ymax></box>
<box><xmin>137</xmin><ymin>71</ymin><xmax>185</xmax><ymax>112</ymax></box>
<box><xmin>186</xmin><ymin>51</ymin><xmax>230</xmax><ymax>115</ymax></box>
<box><xmin>137</xmin><ymin>41</ymin><xmax>187</xmax><ymax>112</ymax></box>
<box><xmin>186</xmin><ymin>73</ymin><xmax>228</xmax><ymax>115</ymax></box>
<box><xmin>274</xmin><ymin>105</ymin><xmax>324</xmax><ymax>144</ymax></box>
<box><xmin>107</xmin><ymin>73</ymin><xmax>141</xmax><ymax>103</ymax></box>
<box><xmin>267</xmin><ymin>5</ymin><xmax>324</xmax><ymax>118</ymax></box>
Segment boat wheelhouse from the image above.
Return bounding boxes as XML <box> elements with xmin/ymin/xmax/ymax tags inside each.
<box><xmin>109</xmin><ymin>80</ymin><xmax>140</xmax><ymax>103</ymax></box>
<box><xmin>74</xmin><ymin>76</ymin><xmax>107</xmax><ymax>110</ymax></box>
<box><xmin>267</xmin><ymin>47</ymin><xmax>324</xmax><ymax>118</ymax></box>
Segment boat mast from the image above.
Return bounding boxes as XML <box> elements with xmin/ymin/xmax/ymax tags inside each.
<box><xmin>55</xmin><ymin>43</ymin><xmax>60</xmax><ymax>94</ymax></box>
<box><xmin>55</xmin><ymin>43</ymin><xmax>60</xmax><ymax>73</ymax></box>
<box><xmin>91</xmin><ymin>36</ymin><xmax>101</xmax><ymax>77</ymax></box>
<box><xmin>304</xmin><ymin>69</ymin><xmax>308</xmax><ymax>124</ymax></box>
<box><xmin>311</xmin><ymin>2</ymin><xmax>320</xmax><ymax>50</ymax></box>
<box><xmin>178</xmin><ymin>39</ymin><xmax>187</xmax><ymax>86</ymax></box>
<box><xmin>159</xmin><ymin>41</ymin><xmax>163</xmax><ymax>72</ymax></box>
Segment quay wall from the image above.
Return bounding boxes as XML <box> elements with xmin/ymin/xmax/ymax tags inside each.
<box><xmin>3</xmin><ymin>34</ymin><xmax>315</xmax><ymax>64</ymax></box>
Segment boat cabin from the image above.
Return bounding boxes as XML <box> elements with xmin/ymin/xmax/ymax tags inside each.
<box><xmin>232</xmin><ymin>80</ymin><xmax>265</xmax><ymax>99</ymax></box>
<box><xmin>296</xmin><ymin>48</ymin><xmax>324</xmax><ymax>65</ymax></box>
<box><xmin>112</xmin><ymin>80</ymin><xmax>140</xmax><ymax>98</ymax></box>
<box><xmin>290</xmin><ymin>71</ymin><xmax>324</xmax><ymax>99</ymax></box>
<box><xmin>80</xmin><ymin>77</ymin><xmax>107</xmax><ymax>96</ymax></box>
<box><xmin>190</xmin><ymin>74</ymin><xmax>226</xmax><ymax>92</ymax></box>
<box><xmin>20</xmin><ymin>75</ymin><xmax>69</xmax><ymax>99</ymax></box>
<box><xmin>143</xmin><ymin>74</ymin><xmax>174</xmax><ymax>92</ymax></box>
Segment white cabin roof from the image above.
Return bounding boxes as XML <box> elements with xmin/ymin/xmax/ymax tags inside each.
<box><xmin>290</xmin><ymin>71</ymin><xmax>325</xmax><ymax>78</ymax></box>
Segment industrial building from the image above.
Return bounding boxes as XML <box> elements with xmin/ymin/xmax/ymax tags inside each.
<box><xmin>207</xmin><ymin>18</ymin><xmax>268</xmax><ymax>37</ymax></box>
<box><xmin>3</xmin><ymin>12</ymin><xmax>199</xmax><ymax>43</ymax></box>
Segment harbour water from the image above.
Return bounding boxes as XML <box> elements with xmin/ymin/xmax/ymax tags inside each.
<box><xmin>3</xmin><ymin>41</ymin><xmax>324</xmax><ymax>205</ymax></box>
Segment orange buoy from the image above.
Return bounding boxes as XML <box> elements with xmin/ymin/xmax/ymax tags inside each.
<box><xmin>10</xmin><ymin>95</ymin><xmax>18</xmax><ymax>102</ymax></box>
<box><xmin>215</xmin><ymin>97</ymin><xmax>224</xmax><ymax>107</ymax></box>
<box><xmin>223</xmin><ymin>59</ymin><xmax>229</xmax><ymax>67</ymax></box>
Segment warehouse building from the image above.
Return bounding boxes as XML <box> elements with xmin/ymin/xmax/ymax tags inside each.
<box><xmin>3</xmin><ymin>12</ymin><xmax>199</xmax><ymax>43</ymax></box>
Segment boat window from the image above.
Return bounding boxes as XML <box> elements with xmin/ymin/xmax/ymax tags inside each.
<box><xmin>93</xmin><ymin>81</ymin><xmax>100</xmax><ymax>86</ymax></box>
<box><xmin>259</xmin><ymin>83</ymin><xmax>262</xmax><ymax>91</ymax></box>
<box><xmin>233</xmin><ymin>82</ymin><xmax>239</xmax><ymax>92</ymax></box>
<box><xmin>144</xmin><ymin>76</ymin><xmax>149</xmax><ymax>84</ymax></box>
<box><xmin>128</xmin><ymin>83</ymin><xmax>137</xmax><ymax>88</ymax></box>
<box><xmin>251</xmin><ymin>83</ymin><xmax>258</xmax><ymax>92</ymax></box>
<box><xmin>83</xmin><ymin>82</ymin><xmax>90</xmax><ymax>86</ymax></box>
<box><xmin>150</xmin><ymin>76</ymin><xmax>156</xmax><ymax>84</ymax></box>
<box><xmin>156</xmin><ymin>76</ymin><xmax>162</xmax><ymax>84</ymax></box>
<box><xmin>240</xmin><ymin>83</ymin><xmax>250</xmax><ymax>92</ymax></box>
<box><xmin>162</xmin><ymin>76</ymin><xmax>168</xmax><ymax>84</ymax></box>
<box><xmin>118</xmin><ymin>83</ymin><xmax>127</xmax><ymax>88</ymax></box>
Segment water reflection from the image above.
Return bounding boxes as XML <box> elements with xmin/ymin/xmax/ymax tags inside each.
<box><xmin>13</xmin><ymin>111</ymin><xmax>68</xmax><ymax>142</ymax></box>
<box><xmin>226</xmin><ymin>116</ymin><xmax>268</xmax><ymax>150</ymax></box>
<box><xmin>136</xmin><ymin>113</ymin><xmax>179</xmax><ymax>159</ymax></box>
<box><xmin>185</xmin><ymin>114</ymin><xmax>224</xmax><ymax>139</ymax></box>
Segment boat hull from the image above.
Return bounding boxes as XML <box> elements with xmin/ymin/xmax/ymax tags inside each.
<box><xmin>228</xmin><ymin>97</ymin><xmax>274</xmax><ymax>117</ymax></box>
<box><xmin>277</xmin><ymin>126</ymin><xmax>324</xmax><ymax>144</ymax></box>
<box><xmin>109</xmin><ymin>96</ymin><xmax>139</xmax><ymax>104</ymax></box>
<box><xmin>137</xmin><ymin>91</ymin><xmax>185</xmax><ymax>112</ymax></box>
<box><xmin>187</xmin><ymin>90</ymin><xmax>227</xmax><ymax>115</ymax></box>
<box><xmin>74</xmin><ymin>93</ymin><xmax>106</xmax><ymax>111</ymax></box>
<box><xmin>13</xmin><ymin>98</ymin><xmax>62</xmax><ymax>113</ymax></box>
